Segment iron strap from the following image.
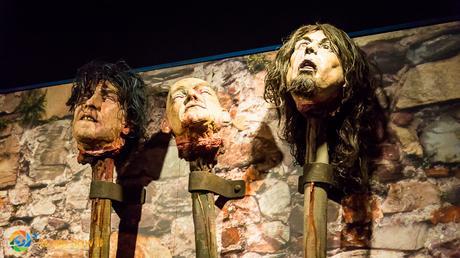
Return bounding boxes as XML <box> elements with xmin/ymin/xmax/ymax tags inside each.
<box><xmin>188</xmin><ymin>171</ymin><xmax>245</xmax><ymax>199</ymax></box>
<box><xmin>298</xmin><ymin>163</ymin><xmax>337</xmax><ymax>194</ymax></box>
<box><xmin>89</xmin><ymin>180</ymin><xmax>146</xmax><ymax>204</ymax></box>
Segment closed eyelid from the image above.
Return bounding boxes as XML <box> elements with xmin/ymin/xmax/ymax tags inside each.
<box><xmin>100</xmin><ymin>88</ymin><xmax>119</xmax><ymax>99</ymax></box>
<box><xmin>102</xmin><ymin>91</ymin><xmax>118</xmax><ymax>100</ymax></box>
<box><xmin>194</xmin><ymin>86</ymin><xmax>215</xmax><ymax>95</ymax></box>
<box><xmin>172</xmin><ymin>93</ymin><xmax>185</xmax><ymax>99</ymax></box>
<box><xmin>198</xmin><ymin>86</ymin><xmax>212</xmax><ymax>92</ymax></box>
<box><xmin>170</xmin><ymin>86</ymin><xmax>186</xmax><ymax>96</ymax></box>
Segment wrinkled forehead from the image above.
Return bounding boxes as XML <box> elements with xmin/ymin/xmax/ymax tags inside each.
<box><xmin>299</xmin><ymin>29</ymin><xmax>327</xmax><ymax>42</ymax></box>
<box><xmin>168</xmin><ymin>78</ymin><xmax>218</xmax><ymax>99</ymax></box>
<box><xmin>170</xmin><ymin>78</ymin><xmax>213</xmax><ymax>92</ymax></box>
<box><xmin>80</xmin><ymin>79</ymin><xmax>120</xmax><ymax>96</ymax></box>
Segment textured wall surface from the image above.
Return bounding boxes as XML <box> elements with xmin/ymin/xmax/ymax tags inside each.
<box><xmin>0</xmin><ymin>21</ymin><xmax>459</xmax><ymax>257</ymax></box>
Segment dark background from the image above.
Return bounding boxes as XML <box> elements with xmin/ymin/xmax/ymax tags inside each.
<box><xmin>1</xmin><ymin>1</ymin><xmax>459</xmax><ymax>93</ymax></box>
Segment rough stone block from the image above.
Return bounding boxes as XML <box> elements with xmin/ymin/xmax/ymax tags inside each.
<box><xmin>396</xmin><ymin>54</ymin><xmax>460</xmax><ymax>109</ymax></box>
<box><xmin>382</xmin><ymin>181</ymin><xmax>440</xmax><ymax>213</ymax></box>
<box><xmin>420</xmin><ymin>114</ymin><xmax>460</xmax><ymax>163</ymax></box>
<box><xmin>371</xmin><ymin>223</ymin><xmax>428</xmax><ymax>250</ymax></box>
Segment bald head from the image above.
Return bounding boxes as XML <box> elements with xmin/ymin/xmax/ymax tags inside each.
<box><xmin>166</xmin><ymin>78</ymin><xmax>227</xmax><ymax>136</ymax></box>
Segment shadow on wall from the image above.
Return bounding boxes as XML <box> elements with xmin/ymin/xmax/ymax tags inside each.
<box><xmin>113</xmin><ymin>131</ymin><xmax>171</xmax><ymax>258</ymax></box>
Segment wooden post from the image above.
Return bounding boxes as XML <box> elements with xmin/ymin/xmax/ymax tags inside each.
<box><xmin>189</xmin><ymin>159</ymin><xmax>218</xmax><ymax>258</ymax></box>
<box><xmin>303</xmin><ymin>119</ymin><xmax>328</xmax><ymax>258</ymax></box>
<box><xmin>89</xmin><ymin>157</ymin><xmax>114</xmax><ymax>258</ymax></box>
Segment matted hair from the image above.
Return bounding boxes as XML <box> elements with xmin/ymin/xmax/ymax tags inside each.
<box><xmin>264</xmin><ymin>23</ymin><xmax>383</xmax><ymax>194</ymax></box>
<box><xmin>66</xmin><ymin>60</ymin><xmax>147</xmax><ymax>140</ymax></box>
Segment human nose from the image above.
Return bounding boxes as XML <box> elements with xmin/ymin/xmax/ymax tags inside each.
<box><xmin>185</xmin><ymin>88</ymin><xmax>200</xmax><ymax>103</ymax></box>
<box><xmin>84</xmin><ymin>93</ymin><xmax>102</xmax><ymax>109</ymax></box>
<box><xmin>305</xmin><ymin>45</ymin><xmax>316</xmax><ymax>55</ymax></box>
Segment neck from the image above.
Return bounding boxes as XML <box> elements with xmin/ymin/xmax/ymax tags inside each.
<box><xmin>174</xmin><ymin>127</ymin><xmax>223</xmax><ymax>162</ymax></box>
<box><xmin>76</xmin><ymin>137</ymin><xmax>126</xmax><ymax>164</ymax></box>
<box><xmin>77</xmin><ymin>147</ymin><xmax>120</xmax><ymax>165</ymax></box>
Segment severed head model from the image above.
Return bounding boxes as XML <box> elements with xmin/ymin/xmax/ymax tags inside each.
<box><xmin>264</xmin><ymin>23</ymin><xmax>383</xmax><ymax>193</ymax></box>
<box><xmin>164</xmin><ymin>78</ymin><xmax>230</xmax><ymax>161</ymax></box>
<box><xmin>66</xmin><ymin>60</ymin><xmax>147</xmax><ymax>159</ymax></box>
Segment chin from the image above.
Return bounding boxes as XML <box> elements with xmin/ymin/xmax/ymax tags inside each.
<box><xmin>75</xmin><ymin>133</ymin><xmax>119</xmax><ymax>149</ymax></box>
<box><xmin>74</xmin><ymin>131</ymin><xmax>98</xmax><ymax>144</ymax></box>
<box><xmin>182</xmin><ymin>113</ymin><xmax>212</xmax><ymax>126</ymax></box>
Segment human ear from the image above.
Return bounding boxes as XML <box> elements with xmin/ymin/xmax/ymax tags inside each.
<box><xmin>121</xmin><ymin>125</ymin><xmax>131</xmax><ymax>136</ymax></box>
<box><xmin>160</xmin><ymin>117</ymin><xmax>172</xmax><ymax>134</ymax></box>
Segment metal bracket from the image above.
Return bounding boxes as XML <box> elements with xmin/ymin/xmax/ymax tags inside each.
<box><xmin>89</xmin><ymin>181</ymin><xmax>146</xmax><ymax>204</ymax></box>
<box><xmin>298</xmin><ymin>163</ymin><xmax>337</xmax><ymax>194</ymax></box>
<box><xmin>188</xmin><ymin>171</ymin><xmax>245</xmax><ymax>199</ymax></box>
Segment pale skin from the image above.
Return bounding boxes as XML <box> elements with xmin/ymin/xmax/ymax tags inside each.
<box><xmin>286</xmin><ymin>30</ymin><xmax>346</xmax><ymax>163</ymax></box>
<box><xmin>72</xmin><ymin>81</ymin><xmax>130</xmax><ymax>153</ymax></box>
<box><xmin>165</xmin><ymin>78</ymin><xmax>229</xmax><ymax>136</ymax></box>
<box><xmin>286</xmin><ymin>30</ymin><xmax>345</xmax><ymax>114</ymax></box>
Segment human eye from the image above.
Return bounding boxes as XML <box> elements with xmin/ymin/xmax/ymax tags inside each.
<box><xmin>101</xmin><ymin>89</ymin><xmax>118</xmax><ymax>102</ymax></box>
<box><xmin>320</xmin><ymin>40</ymin><xmax>332</xmax><ymax>50</ymax></box>
<box><xmin>200</xmin><ymin>87</ymin><xmax>212</xmax><ymax>95</ymax></box>
<box><xmin>295</xmin><ymin>40</ymin><xmax>308</xmax><ymax>50</ymax></box>
<box><xmin>172</xmin><ymin>93</ymin><xmax>185</xmax><ymax>100</ymax></box>
<box><xmin>105</xmin><ymin>93</ymin><xmax>118</xmax><ymax>102</ymax></box>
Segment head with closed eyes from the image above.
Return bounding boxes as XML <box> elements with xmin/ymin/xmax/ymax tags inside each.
<box><xmin>165</xmin><ymin>78</ymin><xmax>228</xmax><ymax>136</ymax></box>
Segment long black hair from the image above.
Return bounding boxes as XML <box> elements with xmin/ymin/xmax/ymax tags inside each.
<box><xmin>264</xmin><ymin>23</ymin><xmax>383</xmax><ymax>193</ymax></box>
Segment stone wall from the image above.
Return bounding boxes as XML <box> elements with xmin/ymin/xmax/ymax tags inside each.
<box><xmin>0</xmin><ymin>21</ymin><xmax>459</xmax><ymax>257</ymax></box>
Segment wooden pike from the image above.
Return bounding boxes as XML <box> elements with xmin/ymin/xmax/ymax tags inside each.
<box><xmin>89</xmin><ymin>157</ymin><xmax>114</xmax><ymax>258</ymax></box>
<box><xmin>189</xmin><ymin>159</ymin><xmax>218</xmax><ymax>258</ymax></box>
<box><xmin>304</xmin><ymin>118</ymin><xmax>328</xmax><ymax>258</ymax></box>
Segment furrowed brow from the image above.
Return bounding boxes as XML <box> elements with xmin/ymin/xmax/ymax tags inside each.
<box><xmin>320</xmin><ymin>38</ymin><xmax>331</xmax><ymax>45</ymax></box>
<box><xmin>300</xmin><ymin>36</ymin><xmax>312</xmax><ymax>42</ymax></box>
<box><xmin>171</xmin><ymin>86</ymin><xmax>186</xmax><ymax>94</ymax></box>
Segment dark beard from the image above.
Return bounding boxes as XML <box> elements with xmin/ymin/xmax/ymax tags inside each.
<box><xmin>287</xmin><ymin>74</ymin><xmax>318</xmax><ymax>99</ymax></box>
<box><xmin>287</xmin><ymin>75</ymin><xmax>322</xmax><ymax>116</ymax></box>
<box><xmin>287</xmin><ymin>74</ymin><xmax>338</xmax><ymax>117</ymax></box>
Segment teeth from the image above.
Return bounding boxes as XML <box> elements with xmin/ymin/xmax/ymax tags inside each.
<box><xmin>300</xmin><ymin>61</ymin><xmax>315</xmax><ymax>70</ymax></box>
<box><xmin>300</xmin><ymin>66</ymin><xmax>315</xmax><ymax>72</ymax></box>
<box><xmin>82</xmin><ymin>116</ymin><xmax>95</xmax><ymax>122</ymax></box>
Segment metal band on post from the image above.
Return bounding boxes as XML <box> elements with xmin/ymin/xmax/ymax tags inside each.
<box><xmin>298</xmin><ymin>163</ymin><xmax>336</xmax><ymax>193</ymax></box>
<box><xmin>188</xmin><ymin>171</ymin><xmax>245</xmax><ymax>199</ymax></box>
<box><xmin>298</xmin><ymin>162</ymin><xmax>342</xmax><ymax>203</ymax></box>
<box><xmin>89</xmin><ymin>181</ymin><xmax>146</xmax><ymax>204</ymax></box>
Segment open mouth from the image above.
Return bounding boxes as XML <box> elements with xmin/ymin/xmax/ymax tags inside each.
<box><xmin>80</xmin><ymin>114</ymin><xmax>96</xmax><ymax>122</ymax></box>
<box><xmin>299</xmin><ymin>59</ymin><xmax>316</xmax><ymax>73</ymax></box>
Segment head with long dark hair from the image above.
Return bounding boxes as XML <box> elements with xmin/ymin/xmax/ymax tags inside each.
<box><xmin>67</xmin><ymin>60</ymin><xmax>147</xmax><ymax>154</ymax></box>
<box><xmin>264</xmin><ymin>23</ymin><xmax>382</xmax><ymax>193</ymax></box>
